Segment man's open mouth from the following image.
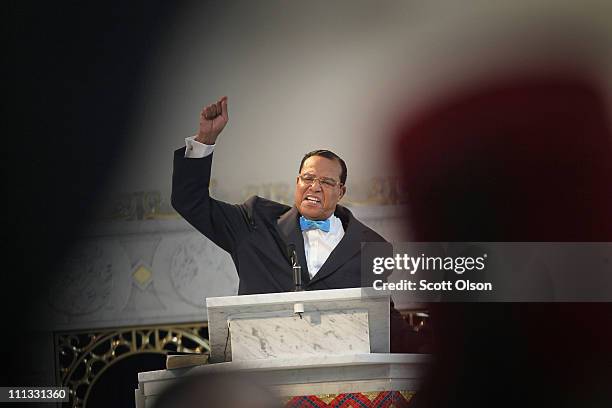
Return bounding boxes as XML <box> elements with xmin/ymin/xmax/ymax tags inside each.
<box><xmin>304</xmin><ymin>195</ymin><xmax>322</xmax><ymax>205</ymax></box>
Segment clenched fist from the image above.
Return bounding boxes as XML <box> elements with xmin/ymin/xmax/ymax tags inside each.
<box><xmin>195</xmin><ymin>96</ymin><xmax>228</xmax><ymax>145</ymax></box>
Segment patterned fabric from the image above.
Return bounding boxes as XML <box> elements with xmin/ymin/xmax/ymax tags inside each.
<box><xmin>283</xmin><ymin>391</ymin><xmax>415</xmax><ymax>407</ymax></box>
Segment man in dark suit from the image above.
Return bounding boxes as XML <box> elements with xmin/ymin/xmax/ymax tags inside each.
<box><xmin>171</xmin><ymin>96</ymin><xmax>386</xmax><ymax>295</ymax></box>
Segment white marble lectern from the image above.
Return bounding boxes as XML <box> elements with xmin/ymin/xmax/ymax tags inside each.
<box><xmin>135</xmin><ymin>288</ymin><xmax>430</xmax><ymax>407</ymax></box>
<box><xmin>207</xmin><ymin>287</ymin><xmax>391</xmax><ymax>363</ymax></box>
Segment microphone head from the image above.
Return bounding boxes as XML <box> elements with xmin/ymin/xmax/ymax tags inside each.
<box><xmin>287</xmin><ymin>243</ymin><xmax>297</xmax><ymax>265</ymax></box>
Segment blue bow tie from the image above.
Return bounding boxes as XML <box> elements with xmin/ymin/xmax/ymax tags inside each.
<box><xmin>299</xmin><ymin>216</ymin><xmax>331</xmax><ymax>233</ymax></box>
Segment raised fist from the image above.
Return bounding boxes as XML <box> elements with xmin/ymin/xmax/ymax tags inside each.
<box><xmin>196</xmin><ymin>96</ymin><xmax>228</xmax><ymax>145</ymax></box>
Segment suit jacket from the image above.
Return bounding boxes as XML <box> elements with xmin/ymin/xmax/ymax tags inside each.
<box><xmin>171</xmin><ymin>147</ymin><xmax>387</xmax><ymax>295</ymax></box>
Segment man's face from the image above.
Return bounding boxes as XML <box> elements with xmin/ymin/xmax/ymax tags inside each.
<box><xmin>295</xmin><ymin>156</ymin><xmax>346</xmax><ymax>220</ymax></box>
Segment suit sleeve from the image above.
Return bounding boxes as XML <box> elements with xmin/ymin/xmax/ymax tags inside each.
<box><xmin>171</xmin><ymin>147</ymin><xmax>253</xmax><ymax>253</ymax></box>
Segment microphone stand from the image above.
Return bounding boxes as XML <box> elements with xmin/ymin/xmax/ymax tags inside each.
<box><xmin>288</xmin><ymin>245</ymin><xmax>303</xmax><ymax>292</ymax></box>
<box><xmin>288</xmin><ymin>244</ymin><xmax>304</xmax><ymax>319</ymax></box>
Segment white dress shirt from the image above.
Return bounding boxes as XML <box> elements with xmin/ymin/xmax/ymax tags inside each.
<box><xmin>301</xmin><ymin>214</ymin><xmax>345</xmax><ymax>278</ymax></box>
<box><xmin>184</xmin><ymin>136</ymin><xmax>345</xmax><ymax>278</ymax></box>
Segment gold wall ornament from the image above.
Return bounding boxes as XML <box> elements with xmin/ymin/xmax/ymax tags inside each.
<box><xmin>238</xmin><ymin>177</ymin><xmax>407</xmax><ymax>206</ymax></box>
<box><xmin>95</xmin><ymin>177</ymin><xmax>406</xmax><ymax>222</ymax></box>
<box><xmin>131</xmin><ymin>262</ymin><xmax>153</xmax><ymax>289</ymax></box>
<box><xmin>341</xmin><ymin>177</ymin><xmax>405</xmax><ymax>206</ymax></box>
<box><xmin>55</xmin><ymin>323</ymin><xmax>209</xmax><ymax>408</ymax></box>
<box><xmin>241</xmin><ymin>182</ymin><xmax>291</xmax><ymax>204</ymax></box>
<box><xmin>97</xmin><ymin>191</ymin><xmax>179</xmax><ymax>221</ymax></box>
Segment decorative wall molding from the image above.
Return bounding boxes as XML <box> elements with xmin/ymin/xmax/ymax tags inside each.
<box><xmin>96</xmin><ymin>177</ymin><xmax>407</xmax><ymax>222</ymax></box>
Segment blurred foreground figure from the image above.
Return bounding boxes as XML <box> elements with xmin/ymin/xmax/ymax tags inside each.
<box><xmin>152</xmin><ymin>372</ymin><xmax>280</xmax><ymax>408</ymax></box>
<box><xmin>394</xmin><ymin>71</ymin><xmax>612</xmax><ymax>407</ymax></box>
<box><xmin>396</xmin><ymin>74</ymin><xmax>612</xmax><ymax>242</ymax></box>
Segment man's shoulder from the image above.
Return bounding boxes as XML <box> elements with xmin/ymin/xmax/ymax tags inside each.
<box><xmin>357</xmin><ymin>219</ymin><xmax>387</xmax><ymax>242</ymax></box>
<box><xmin>336</xmin><ymin>205</ymin><xmax>388</xmax><ymax>243</ymax></box>
<box><xmin>242</xmin><ymin>195</ymin><xmax>292</xmax><ymax>219</ymax></box>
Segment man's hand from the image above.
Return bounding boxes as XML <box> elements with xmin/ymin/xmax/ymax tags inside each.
<box><xmin>195</xmin><ymin>96</ymin><xmax>228</xmax><ymax>145</ymax></box>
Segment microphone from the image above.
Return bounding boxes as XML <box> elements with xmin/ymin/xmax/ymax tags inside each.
<box><xmin>287</xmin><ymin>244</ymin><xmax>303</xmax><ymax>292</ymax></box>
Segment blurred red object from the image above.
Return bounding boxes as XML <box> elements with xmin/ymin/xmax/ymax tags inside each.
<box><xmin>393</xmin><ymin>73</ymin><xmax>612</xmax><ymax>407</ymax></box>
<box><xmin>395</xmin><ymin>73</ymin><xmax>612</xmax><ymax>242</ymax></box>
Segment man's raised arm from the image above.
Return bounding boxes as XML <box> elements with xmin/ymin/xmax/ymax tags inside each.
<box><xmin>171</xmin><ymin>97</ymin><xmax>252</xmax><ymax>254</ymax></box>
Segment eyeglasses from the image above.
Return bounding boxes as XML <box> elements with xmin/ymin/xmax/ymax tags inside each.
<box><xmin>298</xmin><ymin>174</ymin><xmax>342</xmax><ymax>188</ymax></box>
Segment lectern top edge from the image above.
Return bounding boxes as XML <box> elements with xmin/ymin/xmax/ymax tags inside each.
<box><xmin>206</xmin><ymin>287</ymin><xmax>390</xmax><ymax>309</ymax></box>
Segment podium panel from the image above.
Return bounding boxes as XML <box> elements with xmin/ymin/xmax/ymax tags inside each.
<box><xmin>229</xmin><ymin>309</ymin><xmax>370</xmax><ymax>360</ymax></box>
<box><xmin>207</xmin><ymin>288</ymin><xmax>390</xmax><ymax>363</ymax></box>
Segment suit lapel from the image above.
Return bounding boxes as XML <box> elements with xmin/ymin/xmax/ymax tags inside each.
<box><xmin>276</xmin><ymin>207</ymin><xmax>310</xmax><ymax>284</ymax></box>
<box><xmin>307</xmin><ymin>206</ymin><xmax>364</xmax><ymax>286</ymax></box>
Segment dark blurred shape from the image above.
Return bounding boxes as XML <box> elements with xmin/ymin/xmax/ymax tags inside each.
<box><xmin>87</xmin><ymin>353</ymin><xmax>166</xmax><ymax>408</ymax></box>
<box><xmin>4</xmin><ymin>1</ymin><xmax>178</xmax><ymax>385</ymax></box>
<box><xmin>396</xmin><ymin>73</ymin><xmax>612</xmax><ymax>242</ymax></box>
<box><xmin>151</xmin><ymin>372</ymin><xmax>280</xmax><ymax>408</ymax></box>
<box><xmin>394</xmin><ymin>72</ymin><xmax>612</xmax><ymax>407</ymax></box>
